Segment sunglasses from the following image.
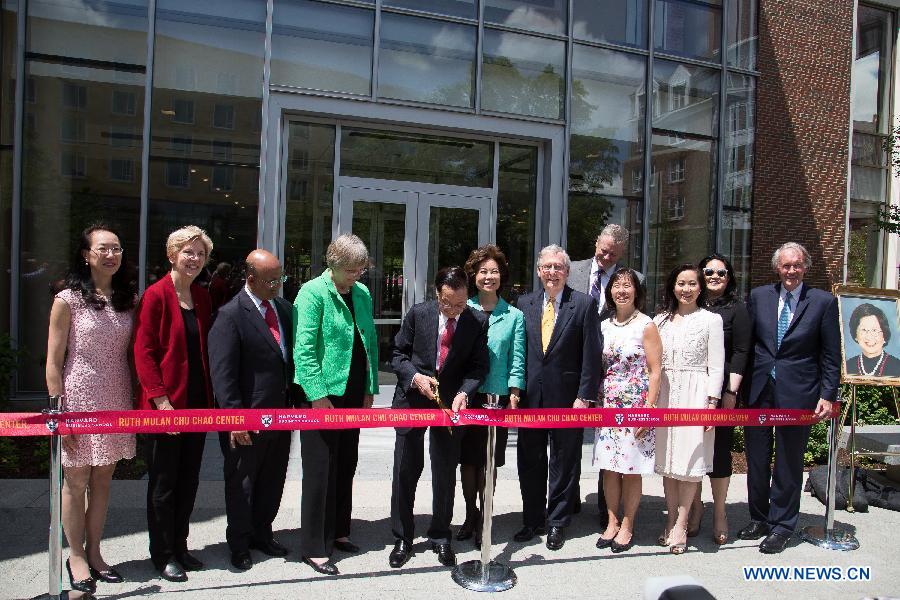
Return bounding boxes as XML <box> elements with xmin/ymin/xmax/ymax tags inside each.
<box><xmin>703</xmin><ymin>268</ymin><xmax>727</xmax><ymax>278</ymax></box>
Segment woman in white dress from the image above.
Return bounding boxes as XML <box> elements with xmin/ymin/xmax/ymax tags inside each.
<box><xmin>593</xmin><ymin>269</ymin><xmax>662</xmax><ymax>553</ymax></box>
<box><xmin>653</xmin><ymin>264</ymin><xmax>724</xmax><ymax>554</ymax></box>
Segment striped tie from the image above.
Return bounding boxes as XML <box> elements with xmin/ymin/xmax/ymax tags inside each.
<box><xmin>772</xmin><ymin>291</ymin><xmax>793</xmax><ymax>379</ymax></box>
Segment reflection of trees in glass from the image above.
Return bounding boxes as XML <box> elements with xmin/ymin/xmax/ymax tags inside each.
<box><xmin>482</xmin><ymin>57</ymin><xmax>563</xmax><ymax>119</ymax></box>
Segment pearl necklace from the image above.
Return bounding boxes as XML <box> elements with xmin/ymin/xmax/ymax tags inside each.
<box><xmin>858</xmin><ymin>352</ymin><xmax>886</xmax><ymax>377</ymax></box>
<box><xmin>611</xmin><ymin>311</ymin><xmax>639</xmax><ymax>327</ymax></box>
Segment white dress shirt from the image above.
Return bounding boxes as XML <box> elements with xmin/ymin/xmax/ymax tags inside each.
<box><xmin>244</xmin><ymin>285</ymin><xmax>286</xmax><ymax>360</ymax></box>
<box><xmin>777</xmin><ymin>282</ymin><xmax>803</xmax><ymax>327</ymax></box>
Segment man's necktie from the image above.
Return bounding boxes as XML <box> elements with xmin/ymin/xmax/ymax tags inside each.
<box><xmin>438</xmin><ymin>317</ymin><xmax>455</xmax><ymax>371</ymax></box>
<box><xmin>261</xmin><ymin>299</ymin><xmax>281</xmax><ymax>345</ymax></box>
<box><xmin>542</xmin><ymin>297</ymin><xmax>555</xmax><ymax>353</ymax></box>
<box><xmin>772</xmin><ymin>291</ymin><xmax>792</xmax><ymax>379</ymax></box>
<box><xmin>590</xmin><ymin>271</ymin><xmax>604</xmax><ymax>305</ymax></box>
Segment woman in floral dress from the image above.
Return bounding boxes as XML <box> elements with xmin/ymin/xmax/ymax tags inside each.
<box><xmin>593</xmin><ymin>269</ymin><xmax>662</xmax><ymax>553</ymax></box>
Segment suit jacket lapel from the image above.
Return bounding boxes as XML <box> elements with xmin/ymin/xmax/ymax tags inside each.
<box><xmin>274</xmin><ymin>296</ymin><xmax>292</xmax><ymax>362</ymax></box>
<box><xmin>760</xmin><ymin>284</ymin><xmax>779</xmax><ymax>354</ymax></box>
<box><xmin>241</xmin><ymin>290</ymin><xmax>283</xmax><ymax>358</ymax></box>
<box><xmin>523</xmin><ymin>293</ymin><xmax>544</xmax><ymax>356</ymax></box>
<box><xmin>783</xmin><ymin>284</ymin><xmax>810</xmax><ymax>341</ymax></box>
<box><xmin>546</xmin><ymin>286</ymin><xmax>575</xmax><ymax>355</ymax></box>
<box><xmin>425</xmin><ymin>302</ymin><xmax>440</xmax><ymax>371</ymax></box>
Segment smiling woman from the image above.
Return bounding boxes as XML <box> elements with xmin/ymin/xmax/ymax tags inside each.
<box><xmin>844</xmin><ymin>302</ymin><xmax>900</xmax><ymax>378</ymax></box>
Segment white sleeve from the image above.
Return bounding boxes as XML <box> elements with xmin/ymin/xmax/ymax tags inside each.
<box><xmin>706</xmin><ymin>312</ymin><xmax>725</xmax><ymax>399</ymax></box>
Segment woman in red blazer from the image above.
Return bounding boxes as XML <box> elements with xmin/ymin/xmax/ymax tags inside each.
<box><xmin>133</xmin><ymin>225</ymin><xmax>214</xmax><ymax>583</ymax></box>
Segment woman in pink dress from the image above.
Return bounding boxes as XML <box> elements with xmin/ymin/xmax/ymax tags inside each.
<box><xmin>46</xmin><ymin>225</ymin><xmax>136</xmax><ymax>593</ymax></box>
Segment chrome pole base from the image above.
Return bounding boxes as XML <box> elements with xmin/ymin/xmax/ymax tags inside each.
<box><xmin>452</xmin><ymin>560</ymin><xmax>516</xmax><ymax>592</ymax></box>
<box><xmin>800</xmin><ymin>525</ymin><xmax>860</xmax><ymax>551</ymax></box>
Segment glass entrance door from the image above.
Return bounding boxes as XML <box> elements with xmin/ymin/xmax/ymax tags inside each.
<box><xmin>338</xmin><ymin>184</ymin><xmax>490</xmax><ymax>386</ymax></box>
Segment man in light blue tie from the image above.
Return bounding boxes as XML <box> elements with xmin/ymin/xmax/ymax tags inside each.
<box><xmin>739</xmin><ymin>242</ymin><xmax>840</xmax><ymax>554</ymax></box>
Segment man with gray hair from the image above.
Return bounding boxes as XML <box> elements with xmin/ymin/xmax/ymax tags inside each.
<box><xmin>739</xmin><ymin>242</ymin><xmax>840</xmax><ymax>554</ymax></box>
<box><xmin>513</xmin><ymin>244</ymin><xmax>602</xmax><ymax>550</ymax></box>
<box><xmin>569</xmin><ymin>223</ymin><xmax>645</xmax><ymax>320</ymax></box>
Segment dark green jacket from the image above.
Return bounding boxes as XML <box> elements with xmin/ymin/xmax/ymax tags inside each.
<box><xmin>292</xmin><ymin>271</ymin><xmax>378</xmax><ymax>401</ymax></box>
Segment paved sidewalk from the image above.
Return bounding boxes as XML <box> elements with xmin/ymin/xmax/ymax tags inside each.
<box><xmin>1</xmin><ymin>429</ymin><xmax>898</xmax><ymax>600</ymax></box>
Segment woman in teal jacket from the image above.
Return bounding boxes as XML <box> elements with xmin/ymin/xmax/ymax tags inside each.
<box><xmin>456</xmin><ymin>245</ymin><xmax>526</xmax><ymax>545</ymax></box>
<box><xmin>293</xmin><ymin>234</ymin><xmax>378</xmax><ymax>575</ymax></box>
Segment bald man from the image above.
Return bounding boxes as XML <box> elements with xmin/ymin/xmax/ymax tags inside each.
<box><xmin>209</xmin><ymin>250</ymin><xmax>296</xmax><ymax>570</ymax></box>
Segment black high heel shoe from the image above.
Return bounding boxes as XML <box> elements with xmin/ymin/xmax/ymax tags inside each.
<box><xmin>89</xmin><ymin>563</ymin><xmax>125</xmax><ymax>583</ymax></box>
<box><xmin>66</xmin><ymin>558</ymin><xmax>96</xmax><ymax>594</ymax></box>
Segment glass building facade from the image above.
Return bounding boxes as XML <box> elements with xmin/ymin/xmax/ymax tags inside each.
<box><xmin>1</xmin><ymin>0</ymin><xmax>759</xmax><ymax>394</ymax></box>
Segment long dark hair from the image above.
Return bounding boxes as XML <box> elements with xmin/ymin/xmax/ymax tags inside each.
<box><xmin>661</xmin><ymin>263</ymin><xmax>707</xmax><ymax>317</ymax></box>
<box><xmin>698</xmin><ymin>253</ymin><xmax>737</xmax><ymax>306</ymax></box>
<box><xmin>64</xmin><ymin>224</ymin><xmax>136</xmax><ymax>312</ymax></box>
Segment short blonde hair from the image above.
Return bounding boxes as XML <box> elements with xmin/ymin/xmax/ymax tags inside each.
<box><xmin>166</xmin><ymin>225</ymin><xmax>213</xmax><ymax>265</ymax></box>
<box><xmin>326</xmin><ymin>234</ymin><xmax>369</xmax><ymax>270</ymax></box>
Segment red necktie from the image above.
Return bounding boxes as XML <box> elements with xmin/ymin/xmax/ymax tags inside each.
<box><xmin>261</xmin><ymin>300</ymin><xmax>281</xmax><ymax>345</ymax></box>
<box><xmin>438</xmin><ymin>317</ymin><xmax>456</xmax><ymax>371</ymax></box>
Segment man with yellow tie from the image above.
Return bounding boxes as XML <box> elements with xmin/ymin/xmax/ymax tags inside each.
<box><xmin>513</xmin><ymin>244</ymin><xmax>603</xmax><ymax>550</ymax></box>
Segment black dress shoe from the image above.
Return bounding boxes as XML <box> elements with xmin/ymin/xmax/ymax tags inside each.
<box><xmin>66</xmin><ymin>559</ymin><xmax>97</xmax><ymax>594</ymax></box>
<box><xmin>89</xmin><ymin>563</ymin><xmax>125</xmax><ymax>583</ymax></box>
<box><xmin>231</xmin><ymin>551</ymin><xmax>253</xmax><ymax>570</ymax></box>
<box><xmin>546</xmin><ymin>526</ymin><xmax>565</xmax><ymax>551</ymax></box>
<box><xmin>737</xmin><ymin>521</ymin><xmax>771</xmax><ymax>541</ymax></box>
<box><xmin>251</xmin><ymin>538</ymin><xmax>289</xmax><ymax>557</ymax></box>
<box><xmin>610</xmin><ymin>538</ymin><xmax>633</xmax><ymax>553</ymax></box>
<box><xmin>175</xmin><ymin>551</ymin><xmax>203</xmax><ymax>571</ymax></box>
<box><xmin>388</xmin><ymin>540</ymin><xmax>412</xmax><ymax>568</ymax></box>
<box><xmin>759</xmin><ymin>532</ymin><xmax>791</xmax><ymax>554</ymax></box>
<box><xmin>431</xmin><ymin>542</ymin><xmax>456</xmax><ymax>567</ymax></box>
<box><xmin>456</xmin><ymin>514</ymin><xmax>479</xmax><ymax>541</ymax></box>
<box><xmin>513</xmin><ymin>525</ymin><xmax>546</xmax><ymax>542</ymax></box>
<box><xmin>302</xmin><ymin>556</ymin><xmax>339</xmax><ymax>576</ymax></box>
<box><xmin>333</xmin><ymin>539</ymin><xmax>360</xmax><ymax>553</ymax></box>
<box><xmin>595</xmin><ymin>535</ymin><xmax>615</xmax><ymax>549</ymax></box>
<box><xmin>159</xmin><ymin>559</ymin><xmax>187</xmax><ymax>583</ymax></box>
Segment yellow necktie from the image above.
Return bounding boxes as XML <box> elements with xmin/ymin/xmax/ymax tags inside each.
<box><xmin>542</xmin><ymin>297</ymin><xmax>555</xmax><ymax>353</ymax></box>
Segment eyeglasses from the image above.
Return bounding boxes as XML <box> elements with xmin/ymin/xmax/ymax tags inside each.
<box><xmin>342</xmin><ymin>267</ymin><xmax>367</xmax><ymax>277</ymax></box>
<box><xmin>91</xmin><ymin>246</ymin><xmax>124</xmax><ymax>257</ymax></box>
<box><xmin>703</xmin><ymin>268</ymin><xmax>727</xmax><ymax>278</ymax></box>
<box><xmin>539</xmin><ymin>264</ymin><xmax>567</xmax><ymax>273</ymax></box>
<box><xmin>263</xmin><ymin>274</ymin><xmax>288</xmax><ymax>287</ymax></box>
<box><xmin>438</xmin><ymin>300</ymin><xmax>467</xmax><ymax>312</ymax></box>
<box><xmin>858</xmin><ymin>328</ymin><xmax>884</xmax><ymax>337</ymax></box>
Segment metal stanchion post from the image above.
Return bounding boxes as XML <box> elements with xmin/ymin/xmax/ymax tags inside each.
<box><xmin>32</xmin><ymin>395</ymin><xmax>70</xmax><ymax>599</ymax></box>
<box><xmin>800</xmin><ymin>392</ymin><xmax>859</xmax><ymax>551</ymax></box>
<box><xmin>452</xmin><ymin>394</ymin><xmax>516</xmax><ymax>592</ymax></box>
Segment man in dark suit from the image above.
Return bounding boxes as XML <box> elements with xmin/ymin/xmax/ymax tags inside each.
<box><xmin>388</xmin><ymin>266</ymin><xmax>489</xmax><ymax>569</ymax></box>
<box><xmin>739</xmin><ymin>242</ymin><xmax>840</xmax><ymax>553</ymax></box>
<box><xmin>568</xmin><ymin>223</ymin><xmax>644</xmax><ymax>523</ymax></box>
<box><xmin>208</xmin><ymin>249</ymin><xmax>294</xmax><ymax>570</ymax></box>
<box><xmin>514</xmin><ymin>244</ymin><xmax>602</xmax><ymax>551</ymax></box>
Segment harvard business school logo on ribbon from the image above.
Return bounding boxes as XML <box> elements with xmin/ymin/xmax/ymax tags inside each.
<box><xmin>615</xmin><ymin>414</ymin><xmax>624</xmax><ymax>426</ymax></box>
<box><xmin>758</xmin><ymin>414</ymin><xmax>767</xmax><ymax>425</ymax></box>
<box><xmin>261</xmin><ymin>415</ymin><xmax>273</xmax><ymax>429</ymax></box>
<box><xmin>45</xmin><ymin>418</ymin><xmax>58</xmax><ymax>433</ymax></box>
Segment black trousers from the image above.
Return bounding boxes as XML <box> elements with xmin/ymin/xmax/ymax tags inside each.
<box><xmin>145</xmin><ymin>432</ymin><xmax>206</xmax><ymax>569</ymax></box>
<box><xmin>298</xmin><ymin>426</ymin><xmax>361</xmax><ymax>557</ymax></box>
<box><xmin>517</xmin><ymin>427</ymin><xmax>584</xmax><ymax>528</ymax></box>
<box><xmin>390</xmin><ymin>425</ymin><xmax>462</xmax><ymax>544</ymax></box>
<box><xmin>219</xmin><ymin>430</ymin><xmax>291</xmax><ymax>553</ymax></box>
<box><xmin>745</xmin><ymin>381</ymin><xmax>812</xmax><ymax>535</ymax></box>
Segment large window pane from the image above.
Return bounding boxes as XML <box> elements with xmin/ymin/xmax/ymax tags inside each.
<box><xmin>727</xmin><ymin>0</ymin><xmax>757</xmax><ymax>69</ymax></box>
<box><xmin>497</xmin><ymin>144</ymin><xmax>537</xmax><ymax>304</ymax></box>
<box><xmin>652</xmin><ymin>59</ymin><xmax>719</xmax><ymax>137</ymax></box>
<box><xmin>19</xmin><ymin>63</ymin><xmax>144</xmax><ymax>390</ymax></box>
<box><xmin>384</xmin><ymin>0</ymin><xmax>475</xmax><ymax>20</ymax></box>
<box><xmin>27</xmin><ymin>0</ymin><xmax>148</xmax><ymax>65</ymax></box>
<box><xmin>654</xmin><ymin>0</ymin><xmax>721</xmax><ymax>62</ymax></box>
<box><xmin>646</xmin><ymin>133</ymin><xmax>716</xmax><ymax>310</ymax></box>
<box><xmin>484</xmin><ymin>0</ymin><xmax>567</xmax><ymax>35</ymax></box>
<box><xmin>148</xmin><ymin>0</ymin><xmax>263</xmax><ymax>284</ymax></box>
<box><xmin>482</xmin><ymin>29</ymin><xmax>565</xmax><ymax>119</ymax></box>
<box><xmin>573</xmin><ymin>0</ymin><xmax>647</xmax><ymax>49</ymax></box>
<box><xmin>283</xmin><ymin>122</ymin><xmax>335</xmax><ymax>302</ymax></box>
<box><xmin>271</xmin><ymin>0</ymin><xmax>374</xmax><ymax>96</ymax></box>
<box><xmin>721</xmin><ymin>73</ymin><xmax>754</xmax><ymax>299</ymax></box>
<box><xmin>568</xmin><ymin>46</ymin><xmax>645</xmax><ymax>268</ymax></box>
<box><xmin>848</xmin><ymin>200</ymin><xmax>884</xmax><ymax>288</ymax></box>
<box><xmin>852</xmin><ymin>5</ymin><xmax>892</xmax><ymax>135</ymax></box>
<box><xmin>340</xmin><ymin>128</ymin><xmax>493</xmax><ymax>187</ymax></box>
<box><xmin>377</xmin><ymin>14</ymin><xmax>476</xmax><ymax>108</ymax></box>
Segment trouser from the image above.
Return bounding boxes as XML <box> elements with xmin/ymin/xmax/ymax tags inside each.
<box><xmin>517</xmin><ymin>427</ymin><xmax>584</xmax><ymax>528</ymax></box>
<box><xmin>745</xmin><ymin>381</ymin><xmax>813</xmax><ymax>535</ymax></box>
<box><xmin>220</xmin><ymin>430</ymin><xmax>291</xmax><ymax>553</ymax></box>
<box><xmin>145</xmin><ymin>432</ymin><xmax>206</xmax><ymax>569</ymax></box>
<box><xmin>390</xmin><ymin>426</ymin><xmax>462</xmax><ymax>544</ymax></box>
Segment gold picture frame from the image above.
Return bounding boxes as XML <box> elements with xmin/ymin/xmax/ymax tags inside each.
<box><xmin>835</xmin><ymin>285</ymin><xmax>900</xmax><ymax>386</ymax></box>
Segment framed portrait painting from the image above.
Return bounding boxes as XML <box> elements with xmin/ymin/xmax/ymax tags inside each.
<box><xmin>835</xmin><ymin>285</ymin><xmax>900</xmax><ymax>386</ymax></box>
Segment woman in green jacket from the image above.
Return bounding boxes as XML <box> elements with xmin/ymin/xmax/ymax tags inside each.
<box><xmin>293</xmin><ymin>234</ymin><xmax>378</xmax><ymax>575</ymax></box>
<box><xmin>456</xmin><ymin>245</ymin><xmax>526</xmax><ymax>545</ymax></box>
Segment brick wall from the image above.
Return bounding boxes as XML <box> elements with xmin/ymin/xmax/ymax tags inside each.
<box><xmin>752</xmin><ymin>0</ymin><xmax>853</xmax><ymax>290</ymax></box>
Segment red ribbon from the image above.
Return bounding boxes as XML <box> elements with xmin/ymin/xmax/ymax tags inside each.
<box><xmin>0</xmin><ymin>406</ymin><xmax>837</xmax><ymax>437</ymax></box>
